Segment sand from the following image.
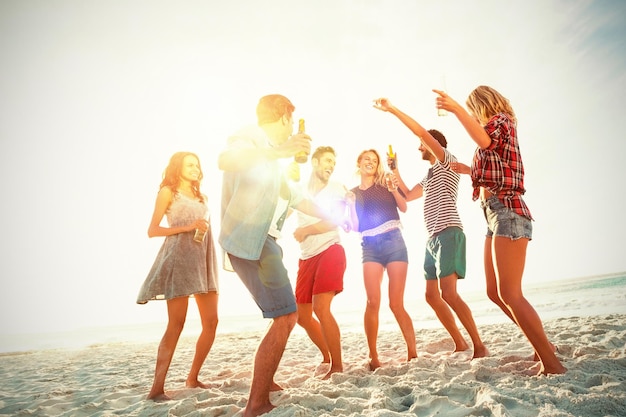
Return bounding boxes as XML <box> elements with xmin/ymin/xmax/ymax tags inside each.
<box><xmin>0</xmin><ymin>314</ymin><xmax>625</xmax><ymax>417</ymax></box>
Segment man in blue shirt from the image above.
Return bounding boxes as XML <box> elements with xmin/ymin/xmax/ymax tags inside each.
<box><xmin>219</xmin><ymin>94</ymin><xmax>331</xmax><ymax>417</ymax></box>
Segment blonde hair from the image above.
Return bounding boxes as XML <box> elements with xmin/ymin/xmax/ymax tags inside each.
<box><xmin>356</xmin><ymin>149</ymin><xmax>386</xmax><ymax>186</ymax></box>
<box><xmin>466</xmin><ymin>85</ymin><xmax>516</xmax><ymax>125</ymax></box>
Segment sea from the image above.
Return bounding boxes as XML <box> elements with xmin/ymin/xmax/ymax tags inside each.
<box><xmin>1</xmin><ymin>272</ymin><xmax>624</xmax><ymax>354</ymax></box>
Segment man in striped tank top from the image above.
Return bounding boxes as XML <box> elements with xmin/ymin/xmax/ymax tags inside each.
<box><xmin>373</xmin><ymin>97</ymin><xmax>488</xmax><ymax>359</ymax></box>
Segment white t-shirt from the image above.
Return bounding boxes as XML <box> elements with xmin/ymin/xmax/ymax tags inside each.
<box><xmin>418</xmin><ymin>148</ymin><xmax>463</xmax><ymax>236</ymax></box>
<box><xmin>296</xmin><ymin>181</ymin><xmax>346</xmax><ymax>260</ymax></box>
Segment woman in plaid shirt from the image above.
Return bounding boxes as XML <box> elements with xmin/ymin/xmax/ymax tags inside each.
<box><xmin>434</xmin><ymin>85</ymin><xmax>566</xmax><ymax>375</ymax></box>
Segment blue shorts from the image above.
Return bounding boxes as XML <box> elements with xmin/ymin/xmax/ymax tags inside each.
<box><xmin>481</xmin><ymin>196</ymin><xmax>532</xmax><ymax>240</ymax></box>
<box><xmin>424</xmin><ymin>226</ymin><xmax>466</xmax><ymax>280</ymax></box>
<box><xmin>227</xmin><ymin>236</ymin><xmax>296</xmax><ymax>319</ymax></box>
<box><xmin>361</xmin><ymin>228</ymin><xmax>409</xmax><ymax>266</ymax></box>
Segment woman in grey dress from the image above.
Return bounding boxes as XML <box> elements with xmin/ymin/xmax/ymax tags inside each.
<box><xmin>137</xmin><ymin>151</ymin><xmax>219</xmax><ymax>400</ymax></box>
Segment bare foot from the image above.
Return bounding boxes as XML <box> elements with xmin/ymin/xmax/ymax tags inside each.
<box><xmin>270</xmin><ymin>381</ymin><xmax>283</xmax><ymax>392</ymax></box>
<box><xmin>538</xmin><ymin>363</ymin><xmax>567</xmax><ymax>375</ymax></box>
<box><xmin>185</xmin><ymin>380</ymin><xmax>219</xmax><ymax>389</ymax></box>
<box><xmin>525</xmin><ymin>360</ymin><xmax>566</xmax><ymax>376</ymax></box>
<box><xmin>523</xmin><ymin>362</ymin><xmax>542</xmax><ymax>376</ymax></box>
<box><xmin>369</xmin><ymin>358</ymin><xmax>381</xmax><ymax>371</ymax></box>
<box><xmin>243</xmin><ymin>402</ymin><xmax>275</xmax><ymax>417</ymax></box>
<box><xmin>321</xmin><ymin>365</ymin><xmax>343</xmax><ymax>380</ymax></box>
<box><xmin>472</xmin><ymin>345</ymin><xmax>489</xmax><ymax>359</ymax></box>
<box><xmin>147</xmin><ymin>392</ymin><xmax>171</xmax><ymax>401</ymax></box>
<box><xmin>314</xmin><ymin>362</ymin><xmax>331</xmax><ymax>377</ymax></box>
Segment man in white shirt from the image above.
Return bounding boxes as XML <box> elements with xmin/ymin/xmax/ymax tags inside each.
<box><xmin>292</xmin><ymin>146</ymin><xmax>351</xmax><ymax>379</ymax></box>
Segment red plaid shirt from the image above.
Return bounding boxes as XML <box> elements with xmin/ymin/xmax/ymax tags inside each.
<box><xmin>470</xmin><ymin>113</ymin><xmax>533</xmax><ymax>220</ymax></box>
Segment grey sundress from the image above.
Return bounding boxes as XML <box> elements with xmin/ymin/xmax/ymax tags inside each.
<box><xmin>137</xmin><ymin>192</ymin><xmax>218</xmax><ymax>304</ymax></box>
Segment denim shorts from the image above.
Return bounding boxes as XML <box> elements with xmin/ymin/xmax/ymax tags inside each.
<box><xmin>481</xmin><ymin>196</ymin><xmax>532</xmax><ymax>240</ymax></box>
<box><xmin>424</xmin><ymin>226</ymin><xmax>466</xmax><ymax>280</ymax></box>
<box><xmin>227</xmin><ymin>236</ymin><xmax>297</xmax><ymax>319</ymax></box>
<box><xmin>361</xmin><ymin>228</ymin><xmax>409</xmax><ymax>266</ymax></box>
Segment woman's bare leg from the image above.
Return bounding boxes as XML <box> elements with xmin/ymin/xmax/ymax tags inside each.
<box><xmin>363</xmin><ymin>262</ymin><xmax>384</xmax><ymax>370</ymax></box>
<box><xmin>484</xmin><ymin>237</ymin><xmax>515</xmax><ymax>322</ymax></box>
<box><xmin>493</xmin><ymin>236</ymin><xmax>566</xmax><ymax>375</ymax></box>
<box><xmin>186</xmin><ymin>292</ymin><xmax>219</xmax><ymax>388</ymax></box>
<box><xmin>387</xmin><ymin>261</ymin><xmax>417</xmax><ymax>361</ymax></box>
<box><xmin>148</xmin><ymin>297</ymin><xmax>189</xmax><ymax>400</ymax></box>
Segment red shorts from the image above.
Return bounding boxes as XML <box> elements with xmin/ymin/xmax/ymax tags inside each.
<box><xmin>295</xmin><ymin>244</ymin><xmax>346</xmax><ymax>304</ymax></box>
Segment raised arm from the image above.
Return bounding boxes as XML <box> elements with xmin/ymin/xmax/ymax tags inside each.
<box><xmin>373</xmin><ymin>98</ymin><xmax>445</xmax><ymax>162</ymax></box>
<box><xmin>433</xmin><ymin>89</ymin><xmax>492</xmax><ymax>149</ymax></box>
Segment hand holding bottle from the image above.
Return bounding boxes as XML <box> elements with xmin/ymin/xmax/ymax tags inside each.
<box><xmin>275</xmin><ymin>131</ymin><xmax>311</xmax><ymax>160</ymax></box>
<box><xmin>192</xmin><ymin>217</ymin><xmax>209</xmax><ymax>243</ymax></box>
<box><xmin>286</xmin><ymin>160</ymin><xmax>301</xmax><ymax>182</ymax></box>
<box><xmin>385</xmin><ymin>172</ymin><xmax>398</xmax><ymax>192</ymax></box>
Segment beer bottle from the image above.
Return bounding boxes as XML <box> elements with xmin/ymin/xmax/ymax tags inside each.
<box><xmin>294</xmin><ymin>118</ymin><xmax>308</xmax><ymax>163</ymax></box>
<box><xmin>388</xmin><ymin>144</ymin><xmax>396</xmax><ymax>170</ymax></box>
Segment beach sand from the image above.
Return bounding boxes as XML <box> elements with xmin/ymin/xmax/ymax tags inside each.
<box><xmin>1</xmin><ymin>314</ymin><xmax>625</xmax><ymax>417</ymax></box>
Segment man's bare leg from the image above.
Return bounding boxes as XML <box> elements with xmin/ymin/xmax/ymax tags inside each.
<box><xmin>438</xmin><ymin>276</ymin><xmax>488</xmax><ymax>358</ymax></box>
<box><xmin>297</xmin><ymin>303</ymin><xmax>331</xmax><ymax>363</ymax></box>
<box><xmin>243</xmin><ymin>312</ymin><xmax>297</xmax><ymax>417</ymax></box>
<box><xmin>424</xmin><ymin>279</ymin><xmax>470</xmax><ymax>352</ymax></box>
<box><xmin>313</xmin><ymin>292</ymin><xmax>343</xmax><ymax>379</ymax></box>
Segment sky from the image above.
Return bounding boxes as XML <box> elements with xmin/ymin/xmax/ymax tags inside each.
<box><xmin>0</xmin><ymin>0</ymin><xmax>625</xmax><ymax>340</ymax></box>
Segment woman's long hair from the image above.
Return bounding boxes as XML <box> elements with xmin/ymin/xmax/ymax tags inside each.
<box><xmin>160</xmin><ymin>151</ymin><xmax>205</xmax><ymax>203</ymax></box>
<box><xmin>356</xmin><ymin>149</ymin><xmax>386</xmax><ymax>186</ymax></box>
<box><xmin>466</xmin><ymin>85</ymin><xmax>517</xmax><ymax>125</ymax></box>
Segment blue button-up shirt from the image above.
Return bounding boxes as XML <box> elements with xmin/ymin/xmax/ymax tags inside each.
<box><xmin>219</xmin><ymin>125</ymin><xmax>303</xmax><ymax>261</ymax></box>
